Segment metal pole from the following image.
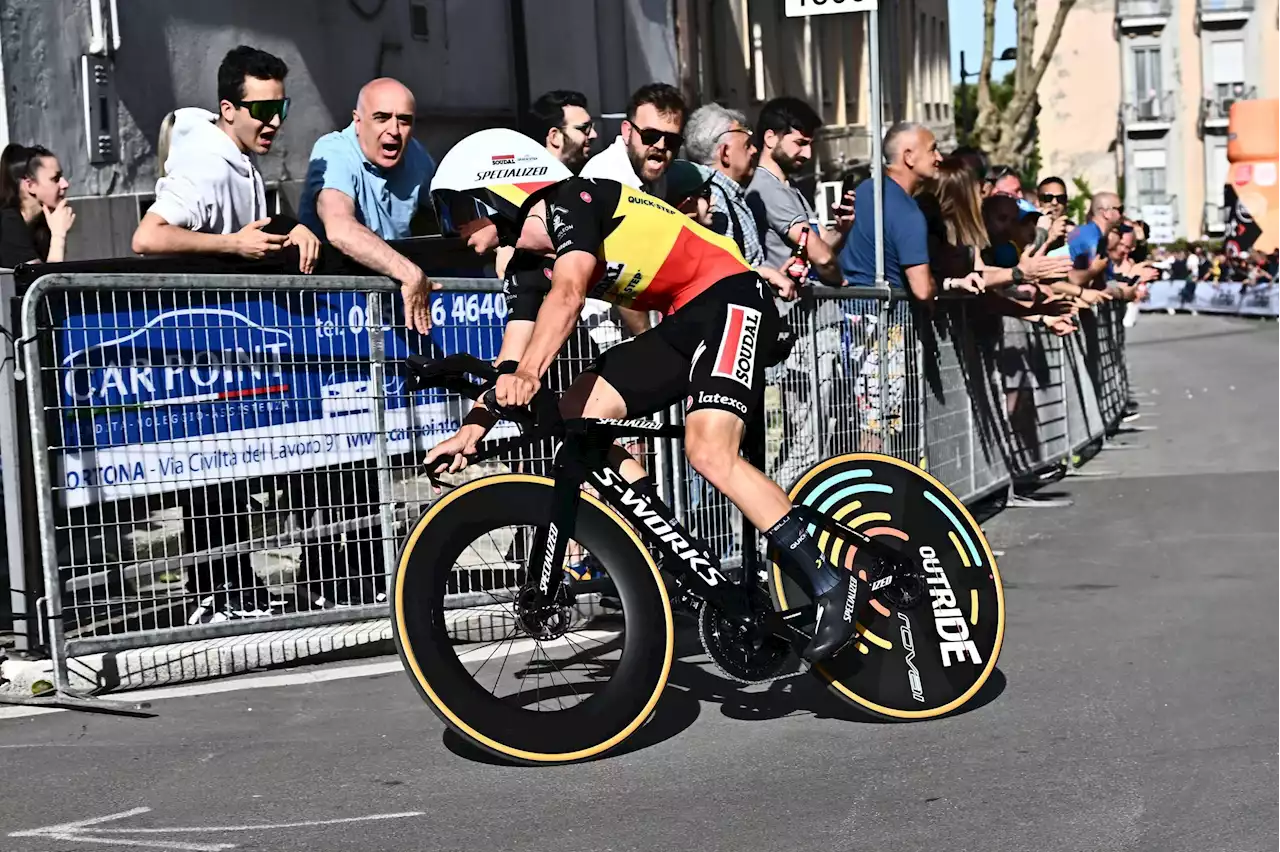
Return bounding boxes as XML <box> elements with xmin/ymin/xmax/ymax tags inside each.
<box><xmin>0</xmin><ymin>273</ymin><xmax>30</xmax><ymax>649</ymax></box>
<box><xmin>806</xmin><ymin>303</ymin><xmax>823</xmax><ymax>458</ymax></box>
<box><xmin>869</xmin><ymin>8</ymin><xmax>885</xmax><ymax>291</ymax></box>
<box><xmin>21</xmin><ymin>278</ymin><xmax>69</xmax><ymax>693</ymax></box>
<box><xmin>963</xmin><ymin>303</ymin><xmax>977</xmax><ymax>495</ymax></box>
<box><xmin>868</xmin><ymin>9</ymin><xmax>889</xmax><ymax>453</ymax></box>
<box><xmin>367</xmin><ymin>294</ymin><xmax>398</xmax><ymax>596</ymax></box>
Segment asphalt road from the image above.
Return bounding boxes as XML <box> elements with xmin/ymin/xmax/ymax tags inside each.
<box><xmin>1</xmin><ymin>314</ymin><xmax>1276</xmax><ymax>852</ymax></box>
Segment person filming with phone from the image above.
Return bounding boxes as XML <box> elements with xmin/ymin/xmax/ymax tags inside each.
<box><xmin>745</xmin><ymin>97</ymin><xmax>854</xmax><ymax>288</ymax></box>
<box><xmin>132</xmin><ymin>46</ymin><xmax>320</xmax><ymax>274</ymax></box>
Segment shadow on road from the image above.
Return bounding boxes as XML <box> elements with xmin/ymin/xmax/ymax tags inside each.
<box><xmin>440</xmin><ymin>628</ymin><xmax>1008</xmax><ymax>765</ymax></box>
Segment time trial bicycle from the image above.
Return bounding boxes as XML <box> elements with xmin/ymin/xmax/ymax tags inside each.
<box><xmin>392</xmin><ymin>353</ymin><xmax>1004</xmax><ymax>765</ymax></box>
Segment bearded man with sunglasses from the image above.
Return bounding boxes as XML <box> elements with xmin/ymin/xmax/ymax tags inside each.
<box><xmin>524</xmin><ymin>90</ymin><xmax>599</xmax><ymax>174</ymax></box>
<box><xmin>581</xmin><ymin>83</ymin><xmax>686</xmax><ymax>197</ymax></box>
<box><xmin>133</xmin><ymin>46</ymin><xmax>320</xmax><ymax>274</ymax></box>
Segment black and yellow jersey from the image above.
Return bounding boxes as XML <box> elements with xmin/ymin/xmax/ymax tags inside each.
<box><xmin>508</xmin><ymin>177</ymin><xmax>752</xmax><ymax>317</ymax></box>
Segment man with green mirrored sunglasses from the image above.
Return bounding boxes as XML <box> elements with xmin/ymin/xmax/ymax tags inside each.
<box><xmin>133</xmin><ymin>45</ymin><xmax>320</xmax><ymax>275</ymax></box>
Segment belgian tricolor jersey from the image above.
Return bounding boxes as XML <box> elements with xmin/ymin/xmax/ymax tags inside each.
<box><xmin>542</xmin><ymin>177</ymin><xmax>752</xmax><ymax>314</ymax></box>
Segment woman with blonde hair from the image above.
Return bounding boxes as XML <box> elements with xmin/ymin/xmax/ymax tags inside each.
<box><xmin>156</xmin><ymin>110</ymin><xmax>177</xmax><ymax>179</ymax></box>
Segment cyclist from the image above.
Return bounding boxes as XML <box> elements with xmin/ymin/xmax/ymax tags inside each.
<box><xmin>425</xmin><ymin>131</ymin><xmax>862</xmax><ymax>662</ymax></box>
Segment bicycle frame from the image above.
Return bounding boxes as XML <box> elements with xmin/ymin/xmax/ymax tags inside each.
<box><xmin>504</xmin><ymin>418</ymin><xmax>761</xmax><ymax>624</ymax></box>
<box><xmin>405</xmin><ymin>354</ymin><xmax>910</xmax><ymax>639</ymax></box>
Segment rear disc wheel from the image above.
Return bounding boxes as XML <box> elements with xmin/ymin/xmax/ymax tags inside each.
<box><xmin>769</xmin><ymin>454</ymin><xmax>1005</xmax><ymax>720</ymax></box>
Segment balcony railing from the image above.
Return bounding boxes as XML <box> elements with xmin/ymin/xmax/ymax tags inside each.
<box><xmin>1122</xmin><ymin>91</ymin><xmax>1176</xmax><ymax>128</ymax></box>
<box><xmin>1199</xmin><ymin>85</ymin><xmax>1257</xmax><ymax>131</ymax></box>
<box><xmin>1197</xmin><ymin>0</ymin><xmax>1255</xmax><ymax>22</ymax></box>
<box><xmin>1117</xmin><ymin>0</ymin><xmax>1173</xmax><ymax>24</ymax></box>
<box><xmin>1204</xmin><ymin>202</ymin><xmax>1228</xmax><ymax>233</ymax></box>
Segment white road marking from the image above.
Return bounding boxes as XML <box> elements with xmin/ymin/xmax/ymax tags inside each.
<box><xmin>0</xmin><ymin>661</ymin><xmax>402</xmax><ymax>721</ymax></box>
<box><xmin>0</xmin><ymin>629</ymin><xmax>623</xmax><ymax>721</ymax></box>
<box><xmin>90</xmin><ymin>811</ymin><xmax>427</xmax><ymax>834</ymax></box>
<box><xmin>11</xmin><ymin>807</ymin><xmax>154</xmax><ymax>835</ymax></box>
<box><xmin>9</xmin><ymin>806</ymin><xmax>425</xmax><ymax>850</ymax></box>
<box><xmin>9</xmin><ymin>807</ymin><xmax>232</xmax><ymax>851</ymax></box>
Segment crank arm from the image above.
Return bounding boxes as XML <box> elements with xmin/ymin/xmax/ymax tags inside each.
<box><xmin>761</xmin><ymin>605</ymin><xmax>817</xmax><ymax>643</ymax></box>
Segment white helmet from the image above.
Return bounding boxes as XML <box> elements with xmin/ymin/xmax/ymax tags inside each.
<box><xmin>430</xmin><ymin>128</ymin><xmax>572</xmax><ymax>228</ymax></box>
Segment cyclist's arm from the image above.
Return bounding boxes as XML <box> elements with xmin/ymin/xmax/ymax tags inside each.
<box><xmin>516</xmin><ymin>251</ymin><xmax>597</xmax><ymax>382</ymax></box>
<box><xmin>495</xmin><ymin>320</ymin><xmax>534</xmax><ymax>365</ymax></box>
<box><xmin>455</xmin><ymin>318</ymin><xmax>534</xmax><ymax>431</ymax></box>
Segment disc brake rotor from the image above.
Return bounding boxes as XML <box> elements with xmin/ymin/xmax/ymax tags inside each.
<box><xmin>869</xmin><ymin>557</ymin><xmax>926</xmax><ymax>611</ymax></box>
<box><xmin>514</xmin><ymin>584</ymin><xmax>573</xmax><ymax>640</ymax></box>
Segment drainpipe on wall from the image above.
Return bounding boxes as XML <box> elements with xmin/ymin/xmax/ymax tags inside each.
<box><xmin>673</xmin><ymin>0</ymin><xmax>696</xmax><ymax>106</ymax></box>
<box><xmin>510</xmin><ymin>0</ymin><xmax>531</xmax><ymax>125</ymax></box>
<box><xmin>0</xmin><ymin>27</ymin><xmax>9</xmax><ymax>149</ymax></box>
<box><xmin>82</xmin><ymin>0</ymin><xmax>120</xmax><ymax>165</ymax></box>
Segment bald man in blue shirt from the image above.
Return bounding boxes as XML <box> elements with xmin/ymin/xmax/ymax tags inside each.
<box><xmin>300</xmin><ymin>78</ymin><xmax>438</xmax><ymax>333</ymax></box>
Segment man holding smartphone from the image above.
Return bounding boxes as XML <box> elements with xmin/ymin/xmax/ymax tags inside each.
<box><xmin>746</xmin><ymin>97</ymin><xmax>855</xmax><ymax>287</ymax></box>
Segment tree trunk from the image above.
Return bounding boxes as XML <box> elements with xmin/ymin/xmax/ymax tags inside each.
<box><xmin>974</xmin><ymin>0</ymin><xmax>1077</xmax><ymax>170</ymax></box>
<box><xmin>972</xmin><ymin>0</ymin><xmax>999</xmax><ymax>148</ymax></box>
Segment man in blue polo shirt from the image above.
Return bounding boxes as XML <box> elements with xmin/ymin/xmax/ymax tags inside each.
<box><xmin>300</xmin><ymin>77</ymin><xmax>437</xmax><ymax>333</ymax></box>
<box><xmin>1065</xmin><ymin>191</ymin><xmax>1122</xmax><ymax>293</ymax></box>
<box><xmin>840</xmin><ymin>121</ymin><xmax>940</xmax><ymax>302</ymax></box>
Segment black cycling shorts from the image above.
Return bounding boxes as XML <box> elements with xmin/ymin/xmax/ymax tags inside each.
<box><xmin>587</xmin><ymin>271</ymin><xmax>780</xmax><ymax>421</ymax></box>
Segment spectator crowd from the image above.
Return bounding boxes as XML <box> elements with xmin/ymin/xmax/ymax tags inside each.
<box><xmin>5</xmin><ymin>43</ymin><xmax>1259</xmax><ymax>625</ymax></box>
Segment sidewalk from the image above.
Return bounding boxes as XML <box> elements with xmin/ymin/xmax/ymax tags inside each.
<box><xmin>1</xmin><ymin>619</ymin><xmax>393</xmax><ymax>696</ymax></box>
<box><xmin>1</xmin><ymin>593</ymin><xmax>614</xmax><ymax>696</ymax></box>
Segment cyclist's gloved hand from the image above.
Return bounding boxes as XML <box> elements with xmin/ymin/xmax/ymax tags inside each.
<box><xmin>495</xmin><ymin>369</ymin><xmax>541</xmax><ymax>409</ymax></box>
<box><xmin>423</xmin><ymin>423</ymin><xmax>486</xmax><ymax>492</ymax></box>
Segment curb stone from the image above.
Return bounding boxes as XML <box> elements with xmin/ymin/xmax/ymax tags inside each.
<box><xmin>0</xmin><ymin>603</ymin><xmax>574</xmax><ymax>696</ymax></box>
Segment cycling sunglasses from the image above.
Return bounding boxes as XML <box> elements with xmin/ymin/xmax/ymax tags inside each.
<box><xmin>236</xmin><ymin>98</ymin><xmax>291</xmax><ymax>123</ymax></box>
<box><xmin>1038</xmin><ymin>192</ymin><xmax>1068</xmax><ymax>204</ymax></box>
<box><xmin>564</xmin><ymin>119</ymin><xmax>595</xmax><ymax>135</ymax></box>
<box><xmin>631</xmin><ymin>125</ymin><xmax>685</xmax><ymax>151</ymax></box>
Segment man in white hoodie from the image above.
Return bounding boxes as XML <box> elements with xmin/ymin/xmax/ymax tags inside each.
<box><xmin>132</xmin><ymin>46</ymin><xmax>320</xmax><ymax>272</ymax></box>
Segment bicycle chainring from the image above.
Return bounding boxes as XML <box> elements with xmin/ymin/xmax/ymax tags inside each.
<box><xmin>697</xmin><ymin>595</ymin><xmax>794</xmax><ymax>684</ymax></box>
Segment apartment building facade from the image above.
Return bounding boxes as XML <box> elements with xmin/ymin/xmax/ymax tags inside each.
<box><xmin>1037</xmin><ymin>0</ymin><xmax>1277</xmax><ymax>242</ymax></box>
<box><xmin>0</xmin><ymin>0</ymin><xmax>952</xmax><ymax>258</ymax></box>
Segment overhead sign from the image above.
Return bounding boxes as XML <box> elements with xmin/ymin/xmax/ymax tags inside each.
<box><xmin>785</xmin><ymin>0</ymin><xmax>876</xmax><ymax>16</ymax></box>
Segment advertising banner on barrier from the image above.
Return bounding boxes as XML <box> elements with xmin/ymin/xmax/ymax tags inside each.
<box><xmin>1139</xmin><ymin>280</ymin><xmax>1279</xmax><ymax>316</ymax></box>
<box><xmin>1138</xmin><ymin>280</ymin><xmax>1178</xmax><ymax>312</ymax></box>
<box><xmin>1192</xmin><ymin>282</ymin><xmax>1249</xmax><ymax>314</ymax></box>
<box><xmin>1236</xmin><ymin>283</ymin><xmax>1280</xmax><ymax>315</ymax></box>
<box><xmin>54</xmin><ymin>289</ymin><xmax>509</xmax><ymax>508</ymax></box>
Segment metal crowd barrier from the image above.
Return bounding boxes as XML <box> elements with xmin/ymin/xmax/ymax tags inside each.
<box><xmin>10</xmin><ymin>273</ymin><xmax>1133</xmax><ymax>692</ymax></box>
<box><xmin>1138</xmin><ymin>279</ymin><xmax>1280</xmax><ymax>317</ymax></box>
